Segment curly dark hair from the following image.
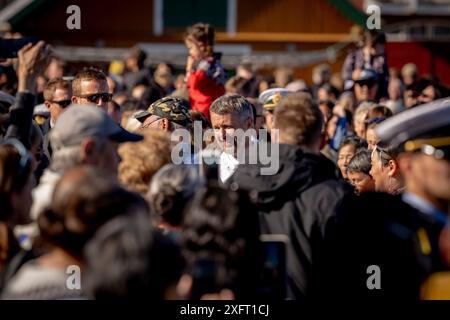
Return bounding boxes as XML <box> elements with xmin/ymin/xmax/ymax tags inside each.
<box><xmin>181</xmin><ymin>185</ymin><xmax>263</xmax><ymax>299</ymax></box>
<box><xmin>184</xmin><ymin>23</ymin><xmax>215</xmax><ymax>56</ymax></box>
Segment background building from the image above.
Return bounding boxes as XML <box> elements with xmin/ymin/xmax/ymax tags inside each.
<box><xmin>0</xmin><ymin>0</ymin><xmax>449</xmax><ymax>85</ymax></box>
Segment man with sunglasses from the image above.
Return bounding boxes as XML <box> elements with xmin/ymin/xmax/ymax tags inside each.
<box><xmin>31</xmin><ymin>104</ymin><xmax>143</xmax><ymax>221</ymax></box>
<box><xmin>71</xmin><ymin>67</ymin><xmax>112</xmax><ymax>111</ymax></box>
<box><xmin>42</xmin><ymin>78</ymin><xmax>72</xmax><ymax>158</ymax></box>
<box><xmin>354</xmin><ymin>69</ymin><xmax>379</xmax><ymax>104</ymax></box>
<box><xmin>320</xmin><ymin>98</ymin><xmax>450</xmax><ymax>300</ymax></box>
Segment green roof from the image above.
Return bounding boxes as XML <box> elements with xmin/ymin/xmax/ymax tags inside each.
<box><xmin>328</xmin><ymin>0</ymin><xmax>368</xmax><ymax>28</ymax></box>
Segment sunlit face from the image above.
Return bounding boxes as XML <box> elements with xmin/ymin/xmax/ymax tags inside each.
<box><xmin>74</xmin><ymin>79</ymin><xmax>110</xmax><ymax>111</ymax></box>
<box><xmin>366</xmin><ymin>127</ymin><xmax>379</xmax><ymax>151</ymax></box>
<box><xmin>354</xmin><ymin>118</ymin><xmax>366</xmax><ymax>139</ymax></box>
<box><xmin>210</xmin><ymin>112</ymin><xmax>251</xmax><ymax>152</ymax></box>
<box><xmin>370</xmin><ymin>149</ymin><xmax>390</xmax><ymax>192</ymax></box>
<box><xmin>337</xmin><ymin>144</ymin><xmax>356</xmax><ymax>179</ymax></box>
<box><xmin>47</xmin><ymin>88</ymin><xmax>71</xmax><ymax>122</ymax></box>
<box><xmin>348</xmin><ymin>171</ymin><xmax>375</xmax><ymax>195</ymax></box>
<box><xmin>185</xmin><ymin>39</ymin><xmax>206</xmax><ymax>61</ymax></box>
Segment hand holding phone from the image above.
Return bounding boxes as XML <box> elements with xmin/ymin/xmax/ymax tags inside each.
<box><xmin>0</xmin><ymin>37</ymin><xmax>39</xmax><ymax>59</ymax></box>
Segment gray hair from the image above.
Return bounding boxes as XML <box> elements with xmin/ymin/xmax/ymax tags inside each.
<box><xmin>347</xmin><ymin>150</ymin><xmax>372</xmax><ymax>175</ymax></box>
<box><xmin>50</xmin><ymin>145</ymin><xmax>83</xmax><ymax>172</ymax></box>
<box><xmin>147</xmin><ymin>164</ymin><xmax>204</xmax><ymax>227</ymax></box>
<box><xmin>50</xmin><ymin>137</ymin><xmax>107</xmax><ymax>173</ymax></box>
<box><xmin>210</xmin><ymin>94</ymin><xmax>253</xmax><ymax>122</ymax></box>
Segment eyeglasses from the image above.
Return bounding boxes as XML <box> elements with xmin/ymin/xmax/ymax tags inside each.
<box><xmin>50</xmin><ymin>99</ymin><xmax>71</xmax><ymax>108</ymax></box>
<box><xmin>78</xmin><ymin>93</ymin><xmax>113</xmax><ymax>103</ymax></box>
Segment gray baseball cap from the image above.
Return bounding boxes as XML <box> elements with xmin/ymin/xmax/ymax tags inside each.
<box><xmin>50</xmin><ymin>104</ymin><xmax>143</xmax><ymax>149</ymax></box>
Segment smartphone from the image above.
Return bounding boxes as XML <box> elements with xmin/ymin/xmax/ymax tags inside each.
<box><xmin>259</xmin><ymin>234</ymin><xmax>289</xmax><ymax>299</ymax></box>
<box><xmin>0</xmin><ymin>37</ymin><xmax>39</xmax><ymax>59</ymax></box>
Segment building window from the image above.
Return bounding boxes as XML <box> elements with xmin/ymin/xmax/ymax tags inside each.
<box><xmin>153</xmin><ymin>0</ymin><xmax>236</xmax><ymax>36</ymax></box>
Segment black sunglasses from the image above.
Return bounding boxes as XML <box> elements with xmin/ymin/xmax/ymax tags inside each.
<box><xmin>78</xmin><ymin>93</ymin><xmax>113</xmax><ymax>103</ymax></box>
<box><xmin>50</xmin><ymin>99</ymin><xmax>72</xmax><ymax>108</ymax></box>
<box><xmin>356</xmin><ymin>79</ymin><xmax>376</xmax><ymax>88</ymax></box>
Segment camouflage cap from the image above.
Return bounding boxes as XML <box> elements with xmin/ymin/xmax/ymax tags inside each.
<box><xmin>134</xmin><ymin>97</ymin><xmax>192</xmax><ymax>128</ymax></box>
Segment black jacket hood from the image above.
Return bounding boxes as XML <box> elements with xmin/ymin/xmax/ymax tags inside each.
<box><xmin>230</xmin><ymin>144</ymin><xmax>340</xmax><ymax>206</ymax></box>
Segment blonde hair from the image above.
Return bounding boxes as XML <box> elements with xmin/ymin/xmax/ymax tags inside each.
<box><xmin>118</xmin><ymin>129</ymin><xmax>172</xmax><ymax>195</ymax></box>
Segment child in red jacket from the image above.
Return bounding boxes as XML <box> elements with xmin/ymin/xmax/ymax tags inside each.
<box><xmin>184</xmin><ymin>23</ymin><xmax>226</xmax><ymax>120</ymax></box>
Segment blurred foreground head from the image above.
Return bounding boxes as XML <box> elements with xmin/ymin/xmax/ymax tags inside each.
<box><xmin>84</xmin><ymin>214</ymin><xmax>183</xmax><ymax>299</ymax></box>
<box><xmin>180</xmin><ymin>185</ymin><xmax>263</xmax><ymax>299</ymax></box>
<box><xmin>38</xmin><ymin>165</ymin><xmax>149</xmax><ymax>258</ymax></box>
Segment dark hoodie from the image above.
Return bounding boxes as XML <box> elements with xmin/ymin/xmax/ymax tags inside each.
<box><xmin>228</xmin><ymin>143</ymin><xmax>350</xmax><ymax>300</ymax></box>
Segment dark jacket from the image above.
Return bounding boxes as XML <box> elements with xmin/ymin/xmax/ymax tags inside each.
<box><xmin>5</xmin><ymin>92</ymin><xmax>35</xmax><ymax>149</ymax></box>
<box><xmin>318</xmin><ymin>192</ymin><xmax>447</xmax><ymax>300</ymax></box>
<box><xmin>228</xmin><ymin>143</ymin><xmax>350</xmax><ymax>299</ymax></box>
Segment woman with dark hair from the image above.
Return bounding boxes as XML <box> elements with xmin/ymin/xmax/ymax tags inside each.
<box><xmin>179</xmin><ymin>185</ymin><xmax>264</xmax><ymax>300</ymax></box>
<box><xmin>0</xmin><ymin>139</ymin><xmax>34</xmax><ymax>289</ymax></box>
<box><xmin>2</xmin><ymin>165</ymin><xmax>149</xmax><ymax>299</ymax></box>
<box><xmin>337</xmin><ymin>136</ymin><xmax>367</xmax><ymax>180</ymax></box>
<box><xmin>346</xmin><ymin>150</ymin><xmax>375</xmax><ymax>195</ymax></box>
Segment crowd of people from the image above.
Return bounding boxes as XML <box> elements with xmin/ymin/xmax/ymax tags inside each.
<box><xmin>0</xmin><ymin>22</ymin><xmax>449</xmax><ymax>300</ymax></box>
